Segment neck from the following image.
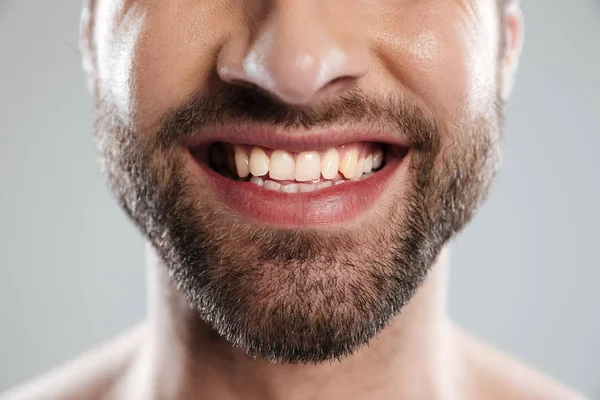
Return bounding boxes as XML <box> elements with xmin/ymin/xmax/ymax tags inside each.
<box><xmin>130</xmin><ymin>244</ymin><xmax>457</xmax><ymax>400</ymax></box>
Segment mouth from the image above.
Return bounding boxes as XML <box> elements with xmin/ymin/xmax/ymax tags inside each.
<box><xmin>187</xmin><ymin>129</ymin><xmax>410</xmax><ymax>227</ymax></box>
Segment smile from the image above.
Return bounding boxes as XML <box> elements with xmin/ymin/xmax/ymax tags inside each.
<box><xmin>187</xmin><ymin>127</ymin><xmax>410</xmax><ymax>227</ymax></box>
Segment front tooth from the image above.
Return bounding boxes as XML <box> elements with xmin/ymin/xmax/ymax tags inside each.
<box><xmin>282</xmin><ymin>183</ymin><xmax>299</xmax><ymax>193</ymax></box>
<box><xmin>321</xmin><ymin>149</ymin><xmax>340</xmax><ymax>180</ymax></box>
<box><xmin>372</xmin><ymin>148</ymin><xmax>383</xmax><ymax>170</ymax></box>
<box><xmin>353</xmin><ymin>158</ymin><xmax>365</xmax><ymax>180</ymax></box>
<box><xmin>249</xmin><ymin>147</ymin><xmax>269</xmax><ymax>177</ymax></box>
<box><xmin>264</xmin><ymin>180</ymin><xmax>282</xmax><ymax>191</ymax></box>
<box><xmin>363</xmin><ymin>154</ymin><xmax>373</xmax><ymax>173</ymax></box>
<box><xmin>269</xmin><ymin>150</ymin><xmax>295</xmax><ymax>180</ymax></box>
<box><xmin>298</xmin><ymin>183</ymin><xmax>316</xmax><ymax>193</ymax></box>
<box><xmin>234</xmin><ymin>146</ymin><xmax>250</xmax><ymax>178</ymax></box>
<box><xmin>339</xmin><ymin>148</ymin><xmax>358</xmax><ymax>179</ymax></box>
<box><xmin>250</xmin><ymin>176</ymin><xmax>264</xmax><ymax>187</ymax></box>
<box><xmin>295</xmin><ymin>151</ymin><xmax>321</xmax><ymax>181</ymax></box>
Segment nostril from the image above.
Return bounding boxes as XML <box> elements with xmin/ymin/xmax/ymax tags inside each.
<box><xmin>328</xmin><ymin>77</ymin><xmax>346</xmax><ymax>86</ymax></box>
<box><xmin>321</xmin><ymin>76</ymin><xmax>355</xmax><ymax>95</ymax></box>
<box><xmin>326</xmin><ymin>76</ymin><xmax>352</xmax><ymax>87</ymax></box>
<box><xmin>230</xmin><ymin>79</ymin><xmax>259</xmax><ymax>90</ymax></box>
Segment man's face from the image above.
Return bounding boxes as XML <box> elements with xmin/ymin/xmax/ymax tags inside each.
<box><xmin>87</xmin><ymin>0</ymin><xmax>506</xmax><ymax>363</ymax></box>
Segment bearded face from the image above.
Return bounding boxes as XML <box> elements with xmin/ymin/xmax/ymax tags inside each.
<box><xmin>88</xmin><ymin>0</ymin><xmax>505</xmax><ymax>363</ymax></box>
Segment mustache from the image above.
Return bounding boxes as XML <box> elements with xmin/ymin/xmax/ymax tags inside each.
<box><xmin>155</xmin><ymin>82</ymin><xmax>441</xmax><ymax>151</ymax></box>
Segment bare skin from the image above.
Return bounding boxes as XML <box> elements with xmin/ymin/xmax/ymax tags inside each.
<box><xmin>0</xmin><ymin>0</ymin><xmax>588</xmax><ymax>399</ymax></box>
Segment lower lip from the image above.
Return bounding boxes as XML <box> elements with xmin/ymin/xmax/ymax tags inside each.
<box><xmin>187</xmin><ymin>151</ymin><xmax>407</xmax><ymax>227</ymax></box>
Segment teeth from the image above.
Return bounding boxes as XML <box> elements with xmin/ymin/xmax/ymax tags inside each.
<box><xmin>228</xmin><ymin>144</ymin><xmax>386</xmax><ymax>191</ymax></box>
<box><xmin>250</xmin><ymin>176</ymin><xmax>264</xmax><ymax>187</ymax></box>
<box><xmin>282</xmin><ymin>183</ymin><xmax>299</xmax><ymax>193</ymax></box>
<box><xmin>269</xmin><ymin>150</ymin><xmax>295</xmax><ymax>180</ymax></box>
<box><xmin>295</xmin><ymin>151</ymin><xmax>321</xmax><ymax>181</ymax></box>
<box><xmin>339</xmin><ymin>148</ymin><xmax>359</xmax><ymax>179</ymax></box>
<box><xmin>372</xmin><ymin>148</ymin><xmax>383</xmax><ymax>170</ymax></box>
<box><xmin>249</xmin><ymin>147</ymin><xmax>269</xmax><ymax>177</ymax></box>
<box><xmin>361</xmin><ymin>172</ymin><xmax>375</xmax><ymax>180</ymax></box>
<box><xmin>256</xmin><ymin>179</ymin><xmax>334</xmax><ymax>192</ymax></box>
<box><xmin>264</xmin><ymin>180</ymin><xmax>281</xmax><ymax>191</ymax></box>
<box><xmin>234</xmin><ymin>146</ymin><xmax>250</xmax><ymax>178</ymax></box>
<box><xmin>321</xmin><ymin>149</ymin><xmax>340</xmax><ymax>180</ymax></box>
<box><xmin>316</xmin><ymin>181</ymin><xmax>333</xmax><ymax>190</ymax></box>
<box><xmin>363</xmin><ymin>154</ymin><xmax>373</xmax><ymax>173</ymax></box>
<box><xmin>353</xmin><ymin>158</ymin><xmax>365</xmax><ymax>180</ymax></box>
<box><xmin>298</xmin><ymin>183</ymin><xmax>316</xmax><ymax>193</ymax></box>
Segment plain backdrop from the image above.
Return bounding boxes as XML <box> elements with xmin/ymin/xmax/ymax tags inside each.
<box><xmin>0</xmin><ymin>0</ymin><xmax>599</xmax><ymax>397</ymax></box>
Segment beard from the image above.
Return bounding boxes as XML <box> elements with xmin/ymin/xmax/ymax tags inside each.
<box><xmin>94</xmin><ymin>83</ymin><xmax>502</xmax><ymax>364</ymax></box>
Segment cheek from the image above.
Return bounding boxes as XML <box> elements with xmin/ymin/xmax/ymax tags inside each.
<box><xmin>94</xmin><ymin>0</ymin><xmax>499</xmax><ymax>131</ymax></box>
<box><xmin>133</xmin><ymin>4</ymin><xmax>234</xmax><ymax>126</ymax></box>
<box><xmin>94</xmin><ymin>1</ymin><xmax>145</xmax><ymax>125</ymax></box>
<box><xmin>95</xmin><ymin>0</ymin><xmax>237</xmax><ymax>131</ymax></box>
<box><xmin>369</xmin><ymin>1</ymin><xmax>499</xmax><ymax>123</ymax></box>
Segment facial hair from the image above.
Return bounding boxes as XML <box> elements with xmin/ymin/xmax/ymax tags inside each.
<box><xmin>94</xmin><ymin>84</ymin><xmax>502</xmax><ymax>364</ymax></box>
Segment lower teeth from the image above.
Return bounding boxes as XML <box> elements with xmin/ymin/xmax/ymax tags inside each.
<box><xmin>247</xmin><ymin>172</ymin><xmax>376</xmax><ymax>193</ymax></box>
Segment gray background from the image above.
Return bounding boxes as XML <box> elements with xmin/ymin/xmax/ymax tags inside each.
<box><xmin>0</xmin><ymin>0</ymin><xmax>598</xmax><ymax>397</ymax></box>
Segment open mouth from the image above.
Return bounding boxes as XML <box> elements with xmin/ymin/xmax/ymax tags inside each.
<box><xmin>187</xmin><ymin>135</ymin><xmax>409</xmax><ymax>226</ymax></box>
<box><xmin>195</xmin><ymin>142</ymin><xmax>407</xmax><ymax>193</ymax></box>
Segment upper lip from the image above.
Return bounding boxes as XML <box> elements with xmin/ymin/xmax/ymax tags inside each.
<box><xmin>185</xmin><ymin>124</ymin><xmax>410</xmax><ymax>152</ymax></box>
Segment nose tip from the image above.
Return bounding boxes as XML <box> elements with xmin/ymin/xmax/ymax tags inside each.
<box><xmin>265</xmin><ymin>48</ymin><xmax>365</xmax><ymax>105</ymax></box>
<box><xmin>217</xmin><ymin>19</ymin><xmax>370</xmax><ymax>106</ymax></box>
<box><xmin>257</xmin><ymin>53</ymin><xmax>322</xmax><ymax>105</ymax></box>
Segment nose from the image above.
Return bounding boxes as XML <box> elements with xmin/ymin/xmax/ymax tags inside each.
<box><xmin>217</xmin><ymin>1</ymin><xmax>371</xmax><ymax>106</ymax></box>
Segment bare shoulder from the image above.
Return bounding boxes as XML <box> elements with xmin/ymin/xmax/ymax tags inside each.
<box><xmin>453</xmin><ymin>325</ymin><xmax>588</xmax><ymax>400</ymax></box>
<box><xmin>0</xmin><ymin>324</ymin><xmax>145</xmax><ymax>400</ymax></box>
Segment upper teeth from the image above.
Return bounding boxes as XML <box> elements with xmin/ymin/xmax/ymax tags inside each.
<box><xmin>234</xmin><ymin>145</ymin><xmax>250</xmax><ymax>178</ymax></box>
<box><xmin>249</xmin><ymin>147</ymin><xmax>270</xmax><ymax>177</ymax></box>
<box><xmin>231</xmin><ymin>144</ymin><xmax>384</xmax><ymax>187</ymax></box>
<box><xmin>269</xmin><ymin>150</ymin><xmax>295</xmax><ymax>180</ymax></box>
<box><xmin>321</xmin><ymin>148</ymin><xmax>340</xmax><ymax>180</ymax></box>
